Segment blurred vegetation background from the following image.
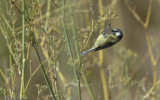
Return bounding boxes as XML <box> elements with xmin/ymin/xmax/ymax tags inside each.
<box><xmin>0</xmin><ymin>0</ymin><xmax>160</xmax><ymax>100</ymax></box>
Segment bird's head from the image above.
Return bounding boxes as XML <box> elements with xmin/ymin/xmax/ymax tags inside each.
<box><xmin>111</xmin><ymin>29</ymin><xmax>123</xmax><ymax>40</ymax></box>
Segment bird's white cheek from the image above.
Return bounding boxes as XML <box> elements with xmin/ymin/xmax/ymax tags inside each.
<box><xmin>116</xmin><ymin>32</ymin><xmax>121</xmax><ymax>37</ymax></box>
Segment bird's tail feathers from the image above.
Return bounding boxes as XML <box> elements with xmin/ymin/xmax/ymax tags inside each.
<box><xmin>80</xmin><ymin>48</ymin><xmax>94</xmax><ymax>55</ymax></box>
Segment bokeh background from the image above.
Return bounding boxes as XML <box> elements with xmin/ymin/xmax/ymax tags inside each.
<box><xmin>0</xmin><ymin>0</ymin><xmax>160</xmax><ymax>100</ymax></box>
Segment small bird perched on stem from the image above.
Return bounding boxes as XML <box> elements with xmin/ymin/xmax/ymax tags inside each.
<box><xmin>81</xmin><ymin>24</ymin><xmax>123</xmax><ymax>55</ymax></box>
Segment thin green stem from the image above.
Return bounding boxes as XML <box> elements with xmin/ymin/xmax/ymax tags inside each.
<box><xmin>53</xmin><ymin>54</ymin><xmax>59</xmax><ymax>100</ymax></box>
<box><xmin>44</xmin><ymin>0</ymin><xmax>51</xmax><ymax>30</ymax></box>
<box><xmin>42</xmin><ymin>28</ymin><xmax>60</xmax><ymax>100</ymax></box>
<box><xmin>68</xmin><ymin>0</ymin><xmax>80</xmax><ymax>60</ymax></box>
<box><xmin>32</xmin><ymin>34</ymin><xmax>56</xmax><ymax>100</ymax></box>
<box><xmin>82</xmin><ymin>74</ymin><xmax>95</xmax><ymax>100</ymax></box>
<box><xmin>68</xmin><ymin>1</ymin><xmax>95</xmax><ymax>100</ymax></box>
<box><xmin>11</xmin><ymin>1</ymin><xmax>57</xmax><ymax>99</ymax></box>
<box><xmin>62</xmin><ymin>0</ymin><xmax>81</xmax><ymax>100</ymax></box>
<box><xmin>43</xmin><ymin>0</ymin><xmax>59</xmax><ymax>99</ymax></box>
<box><xmin>20</xmin><ymin>0</ymin><xmax>25</xmax><ymax>98</ymax></box>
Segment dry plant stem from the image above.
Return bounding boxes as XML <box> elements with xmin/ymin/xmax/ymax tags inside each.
<box><xmin>0</xmin><ymin>21</ymin><xmax>16</xmax><ymax>97</ymax></box>
<box><xmin>81</xmin><ymin>1</ymin><xmax>110</xmax><ymax>99</ymax></box>
<box><xmin>141</xmin><ymin>79</ymin><xmax>160</xmax><ymax>100</ymax></box>
<box><xmin>116</xmin><ymin>51</ymin><xmax>149</xmax><ymax>100</ymax></box>
<box><xmin>62</xmin><ymin>0</ymin><xmax>81</xmax><ymax>100</ymax></box>
<box><xmin>83</xmin><ymin>12</ymin><xmax>94</xmax><ymax>51</ymax></box>
<box><xmin>123</xmin><ymin>0</ymin><xmax>144</xmax><ymax>25</ymax></box>
<box><xmin>98</xmin><ymin>0</ymin><xmax>109</xmax><ymax>100</ymax></box>
<box><xmin>83</xmin><ymin>14</ymin><xmax>104</xmax><ymax>51</ymax></box>
<box><xmin>0</xmin><ymin>69</ymin><xmax>12</xmax><ymax>96</ymax></box>
<box><xmin>2</xmin><ymin>15</ymin><xmax>14</xmax><ymax>33</ymax></box>
<box><xmin>0</xmin><ymin>21</ymin><xmax>18</xmax><ymax>66</ymax></box>
<box><xmin>24</xmin><ymin>58</ymin><xmax>49</xmax><ymax>93</ymax></box>
<box><xmin>1</xmin><ymin>6</ymin><xmax>56</xmax><ymax>99</ymax></box>
<box><xmin>144</xmin><ymin>13</ymin><xmax>156</xmax><ymax>100</ymax></box>
<box><xmin>85</xmin><ymin>1</ymin><xmax>90</xmax><ymax>26</ymax></box>
<box><xmin>10</xmin><ymin>1</ymin><xmax>57</xmax><ymax>99</ymax></box>
<box><xmin>145</xmin><ymin>29</ymin><xmax>157</xmax><ymax>100</ymax></box>
<box><xmin>144</xmin><ymin>0</ymin><xmax>153</xmax><ymax>28</ymax></box>
<box><xmin>123</xmin><ymin>0</ymin><xmax>157</xmax><ymax>100</ymax></box>
<box><xmin>82</xmin><ymin>14</ymin><xmax>103</xmax><ymax>51</ymax></box>
<box><xmin>83</xmin><ymin>7</ymin><xmax>106</xmax><ymax>51</ymax></box>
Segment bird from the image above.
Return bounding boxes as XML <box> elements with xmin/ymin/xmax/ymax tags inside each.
<box><xmin>80</xmin><ymin>28</ymin><xmax>123</xmax><ymax>55</ymax></box>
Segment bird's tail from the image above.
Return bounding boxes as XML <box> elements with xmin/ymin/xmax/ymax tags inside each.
<box><xmin>80</xmin><ymin>48</ymin><xmax>94</xmax><ymax>55</ymax></box>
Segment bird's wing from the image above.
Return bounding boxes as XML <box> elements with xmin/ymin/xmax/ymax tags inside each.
<box><xmin>92</xmin><ymin>35</ymin><xmax>104</xmax><ymax>48</ymax></box>
<box><xmin>94</xmin><ymin>34</ymin><xmax>118</xmax><ymax>51</ymax></box>
<box><xmin>93</xmin><ymin>34</ymin><xmax>117</xmax><ymax>48</ymax></box>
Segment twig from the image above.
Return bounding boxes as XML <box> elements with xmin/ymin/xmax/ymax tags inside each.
<box><xmin>123</xmin><ymin>0</ymin><xmax>156</xmax><ymax>100</ymax></box>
